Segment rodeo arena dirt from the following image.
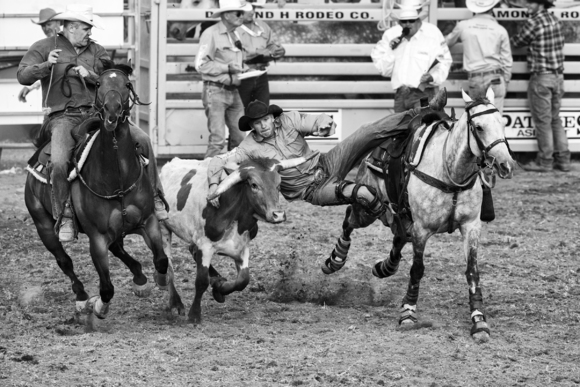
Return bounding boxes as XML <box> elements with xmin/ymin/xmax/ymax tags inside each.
<box><xmin>2</xmin><ymin>0</ymin><xmax>580</xmax><ymax>386</ymax></box>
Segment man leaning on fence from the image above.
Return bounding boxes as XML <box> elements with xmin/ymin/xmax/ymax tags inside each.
<box><xmin>371</xmin><ymin>0</ymin><xmax>452</xmax><ymax>112</ymax></box>
<box><xmin>17</xmin><ymin>4</ymin><xmax>169</xmax><ymax>242</ymax></box>
<box><xmin>511</xmin><ymin>0</ymin><xmax>570</xmax><ymax>172</ymax></box>
<box><xmin>445</xmin><ymin>0</ymin><xmax>512</xmax><ymax>113</ymax></box>
<box><xmin>195</xmin><ymin>0</ymin><xmax>251</xmax><ymax>159</ymax></box>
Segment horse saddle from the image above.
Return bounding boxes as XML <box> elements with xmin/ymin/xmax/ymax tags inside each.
<box><xmin>26</xmin><ymin>117</ymin><xmax>102</xmax><ymax>185</ymax></box>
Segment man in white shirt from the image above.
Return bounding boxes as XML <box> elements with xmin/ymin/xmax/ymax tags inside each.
<box><xmin>371</xmin><ymin>0</ymin><xmax>452</xmax><ymax>112</ymax></box>
<box><xmin>445</xmin><ymin>0</ymin><xmax>512</xmax><ymax>113</ymax></box>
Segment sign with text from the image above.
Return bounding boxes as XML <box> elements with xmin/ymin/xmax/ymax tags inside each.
<box><xmin>503</xmin><ymin>109</ymin><xmax>580</xmax><ymax>140</ymax></box>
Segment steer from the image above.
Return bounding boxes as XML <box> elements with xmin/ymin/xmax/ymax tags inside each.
<box><xmin>158</xmin><ymin>155</ymin><xmax>314</xmax><ymax>324</ymax></box>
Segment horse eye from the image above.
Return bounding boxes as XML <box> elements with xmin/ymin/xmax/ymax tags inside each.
<box><xmin>476</xmin><ymin>125</ymin><xmax>484</xmax><ymax>132</ymax></box>
<box><xmin>251</xmin><ymin>182</ymin><xmax>258</xmax><ymax>190</ymax></box>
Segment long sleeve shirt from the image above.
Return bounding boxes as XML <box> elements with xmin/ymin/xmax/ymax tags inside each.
<box><xmin>510</xmin><ymin>8</ymin><xmax>564</xmax><ymax>73</ymax></box>
<box><xmin>371</xmin><ymin>21</ymin><xmax>452</xmax><ymax>90</ymax></box>
<box><xmin>445</xmin><ymin>14</ymin><xmax>513</xmax><ymax>82</ymax></box>
<box><xmin>239</xmin><ymin>20</ymin><xmax>281</xmax><ymax>70</ymax></box>
<box><xmin>17</xmin><ymin>33</ymin><xmax>109</xmax><ymax>114</ymax></box>
<box><xmin>207</xmin><ymin>111</ymin><xmax>334</xmax><ymax>201</ymax></box>
<box><xmin>195</xmin><ymin>22</ymin><xmax>245</xmax><ymax>84</ymax></box>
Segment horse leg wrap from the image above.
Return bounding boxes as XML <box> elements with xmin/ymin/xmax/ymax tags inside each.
<box><xmin>372</xmin><ymin>250</ymin><xmax>400</xmax><ymax>278</ymax></box>
<box><xmin>321</xmin><ymin>237</ymin><xmax>351</xmax><ymax>275</ymax></box>
<box><xmin>470</xmin><ymin>310</ymin><xmax>490</xmax><ymax>336</ymax></box>
<box><xmin>351</xmin><ymin>184</ymin><xmax>386</xmax><ymax>218</ymax></box>
<box><xmin>399</xmin><ymin>304</ymin><xmax>418</xmax><ymax>325</ymax></box>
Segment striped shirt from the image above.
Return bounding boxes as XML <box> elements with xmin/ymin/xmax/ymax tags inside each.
<box><xmin>510</xmin><ymin>9</ymin><xmax>564</xmax><ymax>74</ymax></box>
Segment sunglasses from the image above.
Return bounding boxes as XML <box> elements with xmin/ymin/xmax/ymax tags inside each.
<box><xmin>229</xmin><ymin>11</ymin><xmax>245</xmax><ymax>17</ymax></box>
<box><xmin>399</xmin><ymin>19</ymin><xmax>418</xmax><ymax>24</ymax></box>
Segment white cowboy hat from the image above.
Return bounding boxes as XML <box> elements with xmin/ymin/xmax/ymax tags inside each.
<box><xmin>394</xmin><ymin>0</ymin><xmax>429</xmax><ymax>20</ymax></box>
<box><xmin>52</xmin><ymin>4</ymin><xmax>104</xmax><ymax>29</ymax></box>
<box><xmin>466</xmin><ymin>0</ymin><xmax>502</xmax><ymax>13</ymax></box>
<box><xmin>31</xmin><ymin>8</ymin><xmax>61</xmax><ymax>25</ymax></box>
<box><xmin>210</xmin><ymin>0</ymin><xmax>252</xmax><ymax>18</ymax></box>
<box><xmin>251</xmin><ymin>0</ymin><xmax>267</xmax><ymax>8</ymax></box>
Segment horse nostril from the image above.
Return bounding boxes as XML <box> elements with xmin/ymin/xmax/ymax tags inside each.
<box><xmin>272</xmin><ymin>211</ymin><xmax>286</xmax><ymax>223</ymax></box>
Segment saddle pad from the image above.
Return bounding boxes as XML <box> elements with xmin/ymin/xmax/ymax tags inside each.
<box><xmin>407</xmin><ymin>119</ymin><xmax>451</xmax><ymax>168</ymax></box>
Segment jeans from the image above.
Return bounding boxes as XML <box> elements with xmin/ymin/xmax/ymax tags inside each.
<box><xmin>528</xmin><ymin>73</ymin><xmax>569</xmax><ymax>167</ymax></box>
<box><xmin>238</xmin><ymin>73</ymin><xmax>270</xmax><ymax>109</ymax></box>
<box><xmin>468</xmin><ymin>73</ymin><xmax>506</xmax><ymax>113</ymax></box>
<box><xmin>48</xmin><ymin>110</ymin><xmax>93</xmax><ymax>219</ymax></box>
<box><xmin>305</xmin><ymin>108</ymin><xmax>419</xmax><ymax>206</ymax></box>
<box><xmin>48</xmin><ymin>110</ymin><xmax>164</xmax><ymax>219</ymax></box>
<box><xmin>201</xmin><ymin>84</ymin><xmax>246</xmax><ymax>158</ymax></box>
<box><xmin>394</xmin><ymin>87</ymin><xmax>437</xmax><ymax>113</ymax></box>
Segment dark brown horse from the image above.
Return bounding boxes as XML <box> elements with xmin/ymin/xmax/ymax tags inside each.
<box><xmin>24</xmin><ymin>63</ymin><xmax>168</xmax><ymax>320</ymax></box>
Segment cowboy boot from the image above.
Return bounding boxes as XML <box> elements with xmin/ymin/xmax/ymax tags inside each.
<box><xmin>58</xmin><ymin>202</ymin><xmax>75</xmax><ymax>243</ymax></box>
<box><xmin>428</xmin><ymin>88</ymin><xmax>447</xmax><ymax>111</ymax></box>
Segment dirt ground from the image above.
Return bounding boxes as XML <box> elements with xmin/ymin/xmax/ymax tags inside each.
<box><xmin>1</xmin><ymin>148</ymin><xmax>580</xmax><ymax>387</ymax></box>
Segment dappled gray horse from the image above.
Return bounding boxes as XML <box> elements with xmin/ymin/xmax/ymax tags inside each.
<box><xmin>325</xmin><ymin>88</ymin><xmax>515</xmax><ymax>342</ymax></box>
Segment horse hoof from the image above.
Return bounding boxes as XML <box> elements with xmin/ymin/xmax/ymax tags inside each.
<box><xmin>321</xmin><ymin>256</ymin><xmax>347</xmax><ymax>275</ymax></box>
<box><xmin>187</xmin><ymin>316</ymin><xmax>201</xmax><ymax>325</ymax></box>
<box><xmin>212</xmin><ymin>287</ymin><xmax>226</xmax><ymax>303</ymax></box>
<box><xmin>472</xmin><ymin>330</ymin><xmax>490</xmax><ymax>344</ymax></box>
<box><xmin>133</xmin><ymin>282</ymin><xmax>153</xmax><ymax>298</ymax></box>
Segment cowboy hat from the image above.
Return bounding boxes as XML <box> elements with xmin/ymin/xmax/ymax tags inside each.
<box><xmin>239</xmin><ymin>100</ymin><xmax>283</xmax><ymax>132</ymax></box>
<box><xmin>210</xmin><ymin>0</ymin><xmax>253</xmax><ymax>18</ymax></box>
<box><xmin>31</xmin><ymin>8</ymin><xmax>61</xmax><ymax>25</ymax></box>
<box><xmin>394</xmin><ymin>0</ymin><xmax>429</xmax><ymax>20</ymax></box>
<box><xmin>52</xmin><ymin>4</ymin><xmax>104</xmax><ymax>29</ymax></box>
<box><xmin>466</xmin><ymin>0</ymin><xmax>502</xmax><ymax>13</ymax></box>
<box><xmin>250</xmin><ymin>0</ymin><xmax>267</xmax><ymax>8</ymax></box>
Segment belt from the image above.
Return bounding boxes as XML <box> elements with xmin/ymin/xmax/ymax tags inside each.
<box><xmin>203</xmin><ymin>81</ymin><xmax>237</xmax><ymax>91</ymax></box>
<box><xmin>532</xmin><ymin>69</ymin><xmax>564</xmax><ymax>75</ymax></box>
<box><xmin>49</xmin><ymin>105</ymin><xmax>93</xmax><ymax>118</ymax></box>
<box><xmin>468</xmin><ymin>69</ymin><xmax>503</xmax><ymax>78</ymax></box>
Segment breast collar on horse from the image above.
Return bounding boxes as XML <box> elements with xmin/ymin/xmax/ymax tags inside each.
<box><xmin>409</xmin><ymin>100</ymin><xmax>512</xmax><ymax>232</ymax></box>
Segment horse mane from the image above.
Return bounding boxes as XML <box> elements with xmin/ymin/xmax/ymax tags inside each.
<box><xmin>465</xmin><ymin>97</ymin><xmax>491</xmax><ymax>111</ymax></box>
<box><xmin>99</xmin><ymin>59</ymin><xmax>134</xmax><ymax>77</ymax></box>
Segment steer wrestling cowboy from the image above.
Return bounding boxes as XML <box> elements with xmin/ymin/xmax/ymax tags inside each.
<box><xmin>207</xmin><ymin>93</ymin><xmax>447</xmax><ymax>273</ymax></box>
<box><xmin>17</xmin><ymin>4</ymin><xmax>169</xmax><ymax>242</ymax></box>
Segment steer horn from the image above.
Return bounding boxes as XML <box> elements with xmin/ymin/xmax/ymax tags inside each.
<box><xmin>209</xmin><ymin>169</ymin><xmax>243</xmax><ymax>199</ymax></box>
<box><xmin>276</xmin><ymin>150</ymin><xmax>320</xmax><ymax>171</ymax></box>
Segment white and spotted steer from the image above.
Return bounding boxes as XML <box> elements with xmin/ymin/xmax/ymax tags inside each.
<box><xmin>158</xmin><ymin>155</ymin><xmax>313</xmax><ymax>324</ymax></box>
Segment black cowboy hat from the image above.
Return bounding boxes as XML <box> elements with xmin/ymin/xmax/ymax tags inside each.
<box><xmin>239</xmin><ymin>100</ymin><xmax>283</xmax><ymax>132</ymax></box>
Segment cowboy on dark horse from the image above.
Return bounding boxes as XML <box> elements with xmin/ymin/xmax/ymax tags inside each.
<box><xmin>206</xmin><ymin>91</ymin><xmax>448</xmax><ymax>273</ymax></box>
<box><xmin>17</xmin><ymin>4</ymin><xmax>168</xmax><ymax>242</ymax></box>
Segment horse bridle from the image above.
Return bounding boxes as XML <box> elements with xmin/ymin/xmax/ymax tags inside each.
<box><xmin>465</xmin><ymin>100</ymin><xmax>512</xmax><ymax>163</ymax></box>
<box><xmin>92</xmin><ymin>69</ymin><xmax>150</xmax><ymax>122</ymax></box>
<box><xmin>442</xmin><ymin>99</ymin><xmax>512</xmax><ymax>188</ymax></box>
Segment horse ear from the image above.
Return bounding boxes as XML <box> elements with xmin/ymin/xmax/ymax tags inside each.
<box><xmin>486</xmin><ymin>86</ymin><xmax>495</xmax><ymax>105</ymax></box>
<box><xmin>462</xmin><ymin>89</ymin><xmax>473</xmax><ymax>103</ymax></box>
<box><xmin>128</xmin><ymin>58</ymin><xmax>132</xmax><ymax>68</ymax></box>
<box><xmin>450</xmin><ymin>107</ymin><xmax>456</xmax><ymax>120</ymax></box>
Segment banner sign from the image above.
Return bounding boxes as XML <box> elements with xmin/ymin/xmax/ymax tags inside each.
<box><xmin>167</xmin><ymin>7</ymin><xmax>580</xmax><ymax>22</ymax></box>
<box><xmin>504</xmin><ymin>109</ymin><xmax>580</xmax><ymax>140</ymax></box>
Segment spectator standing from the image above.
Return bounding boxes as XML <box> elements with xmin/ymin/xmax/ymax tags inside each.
<box><xmin>511</xmin><ymin>0</ymin><xmax>569</xmax><ymax>172</ymax></box>
<box><xmin>195</xmin><ymin>0</ymin><xmax>252</xmax><ymax>158</ymax></box>
<box><xmin>18</xmin><ymin>4</ymin><xmax>168</xmax><ymax>242</ymax></box>
<box><xmin>238</xmin><ymin>0</ymin><xmax>285</xmax><ymax>108</ymax></box>
<box><xmin>445</xmin><ymin>0</ymin><xmax>512</xmax><ymax>113</ymax></box>
<box><xmin>371</xmin><ymin>0</ymin><xmax>452</xmax><ymax>112</ymax></box>
<box><xmin>18</xmin><ymin>8</ymin><xmax>62</xmax><ymax>103</ymax></box>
